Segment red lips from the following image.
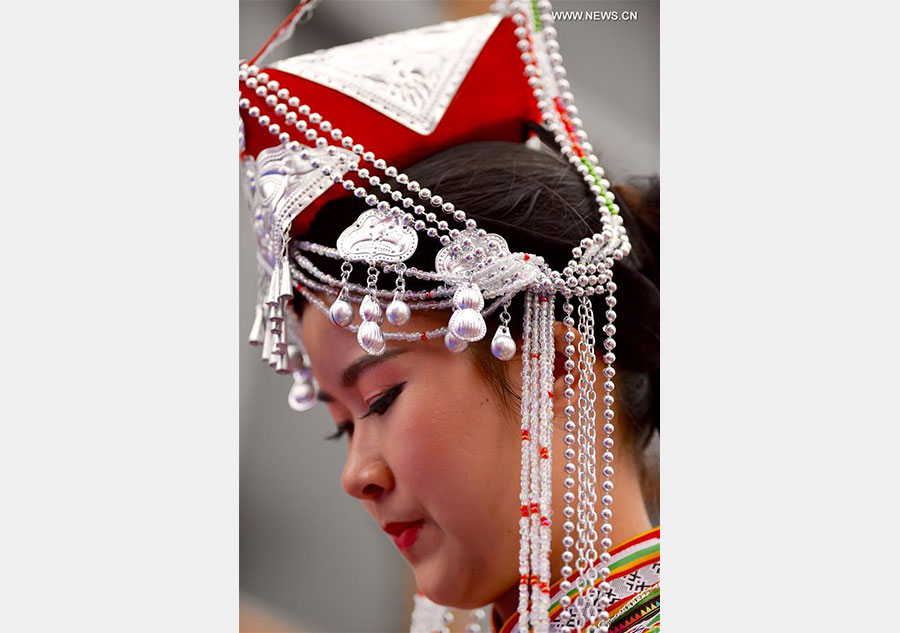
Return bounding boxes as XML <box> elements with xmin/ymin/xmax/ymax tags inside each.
<box><xmin>382</xmin><ymin>519</ymin><xmax>424</xmax><ymax>551</ymax></box>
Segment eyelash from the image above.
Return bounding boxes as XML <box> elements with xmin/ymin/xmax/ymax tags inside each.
<box><xmin>325</xmin><ymin>422</ymin><xmax>353</xmax><ymax>441</ymax></box>
<box><xmin>324</xmin><ymin>381</ymin><xmax>407</xmax><ymax>441</ymax></box>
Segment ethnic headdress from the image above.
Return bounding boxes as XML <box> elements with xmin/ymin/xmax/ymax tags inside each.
<box><xmin>240</xmin><ymin>2</ymin><xmax>632</xmax><ymax>632</ymax></box>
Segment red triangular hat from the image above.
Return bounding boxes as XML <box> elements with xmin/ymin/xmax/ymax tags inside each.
<box><xmin>240</xmin><ymin>13</ymin><xmax>541</xmax><ymax>236</ymax></box>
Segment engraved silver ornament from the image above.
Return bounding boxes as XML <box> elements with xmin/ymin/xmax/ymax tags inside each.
<box><xmin>357</xmin><ymin>320</ymin><xmax>386</xmax><ymax>355</ymax></box>
<box><xmin>359</xmin><ymin>294</ymin><xmax>383</xmax><ymax>322</ymax></box>
<box><xmin>452</xmin><ymin>282</ymin><xmax>485</xmax><ymax>311</ymax></box>
<box><xmin>449</xmin><ymin>307</ymin><xmax>486</xmax><ymax>342</ymax></box>
<box><xmin>337</xmin><ymin>209</ymin><xmax>418</xmax><ymax>263</ymax></box>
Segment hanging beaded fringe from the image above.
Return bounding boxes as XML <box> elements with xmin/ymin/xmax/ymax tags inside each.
<box><xmin>517</xmin><ymin>291</ymin><xmax>555</xmax><ymax>633</ymax></box>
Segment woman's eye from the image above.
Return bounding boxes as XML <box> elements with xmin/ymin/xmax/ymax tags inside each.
<box><xmin>362</xmin><ymin>381</ymin><xmax>407</xmax><ymax>418</ymax></box>
<box><xmin>325</xmin><ymin>421</ymin><xmax>353</xmax><ymax>441</ymax></box>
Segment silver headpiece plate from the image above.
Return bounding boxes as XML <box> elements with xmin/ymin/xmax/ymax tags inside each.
<box><xmin>337</xmin><ymin>210</ymin><xmax>419</xmax><ymax>263</ymax></box>
<box><xmin>270</xmin><ymin>14</ymin><xmax>502</xmax><ymax>135</ymax></box>
<box><xmin>244</xmin><ymin>142</ymin><xmax>356</xmax><ymax>268</ymax></box>
<box><xmin>435</xmin><ymin>229</ymin><xmax>542</xmax><ymax>296</ymax></box>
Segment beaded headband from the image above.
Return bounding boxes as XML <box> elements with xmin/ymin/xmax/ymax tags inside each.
<box><xmin>240</xmin><ymin>2</ymin><xmax>631</xmax><ymax>632</ymax></box>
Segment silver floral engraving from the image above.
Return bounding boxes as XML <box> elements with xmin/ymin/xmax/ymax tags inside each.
<box><xmin>337</xmin><ymin>210</ymin><xmax>418</xmax><ymax>263</ymax></box>
<box><xmin>435</xmin><ymin>229</ymin><xmax>542</xmax><ymax>297</ymax></box>
<box><xmin>271</xmin><ymin>14</ymin><xmax>502</xmax><ymax>135</ymax></box>
<box><xmin>243</xmin><ymin>143</ymin><xmax>355</xmax><ymax>268</ymax></box>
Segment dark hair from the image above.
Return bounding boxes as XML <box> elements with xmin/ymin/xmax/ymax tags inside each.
<box><xmin>295</xmin><ymin>141</ymin><xmax>660</xmax><ymax>451</ymax></box>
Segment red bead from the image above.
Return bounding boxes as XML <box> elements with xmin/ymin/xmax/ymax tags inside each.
<box><xmin>420</xmin><ymin>333</ymin><xmax>427</xmax><ymax>341</ymax></box>
<box><xmin>523</xmin><ymin>253</ymin><xmax>530</xmax><ymax>261</ymax></box>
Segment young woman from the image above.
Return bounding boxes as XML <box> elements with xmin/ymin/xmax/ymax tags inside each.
<box><xmin>240</xmin><ymin>3</ymin><xmax>659</xmax><ymax>632</ymax></box>
<box><xmin>295</xmin><ymin>141</ymin><xmax>660</xmax><ymax>633</ymax></box>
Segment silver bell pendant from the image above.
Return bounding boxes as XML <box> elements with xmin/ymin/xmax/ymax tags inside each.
<box><xmin>329</xmin><ymin>290</ymin><xmax>354</xmax><ymax>327</ymax></box>
<box><xmin>448</xmin><ymin>307</ymin><xmax>486</xmax><ymax>342</ymax></box>
<box><xmin>385</xmin><ymin>292</ymin><xmax>411</xmax><ymax>326</ymax></box>
<box><xmin>358</xmin><ymin>320</ymin><xmax>386</xmax><ymax>356</ymax></box>
<box><xmin>359</xmin><ymin>294</ymin><xmax>383</xmax><ymax>323</ymax></box>
<box><xmin>447</xmin><ymin>282</ymin><xmax>486</xmax><ymax>342</ymax></box>
<box><xmin>491</xmin><ymin>325</ymin><xmax>517</xmax><ymax>361</ymax></box>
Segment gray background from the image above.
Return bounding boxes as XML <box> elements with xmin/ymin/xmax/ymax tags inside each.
<box><xmin>240</xmin><ymin>1</ymin><xmax>658</xmax><ymax>631</ymax></box>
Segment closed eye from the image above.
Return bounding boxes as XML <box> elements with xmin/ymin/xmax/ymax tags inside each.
<box><xmin>324</xmin><ymin>381</ymin><xmax>407</xmax><ymax>442</ymax></box>
<box><xmin>362</xmin><ymin>381</ymin><xmax>407</xmax><ymax>418</ymax></box>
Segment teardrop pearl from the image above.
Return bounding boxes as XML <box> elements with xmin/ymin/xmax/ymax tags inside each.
<box><xmin>491</xmin><ymin>325</ymin><xmax>517</xmax><ymax>361</ymax></box>
<box><xmin>329</xmin><ymin>297</ymin><xmax>354</xmax><ymax>327</ymax></box>
<box><xmin>449</xmin><ymin>307</ymin><xmax>487</xmax><ymax>342</ymax></box>
<box><xmin>386</xmin><ymin>296</ymin><xmax>411</xmax><ymax>326</ymax></box>
<box><xmin>357</xmin><ymin>320</ymin><xmax>386</xmax><ymax>355</ymax></box>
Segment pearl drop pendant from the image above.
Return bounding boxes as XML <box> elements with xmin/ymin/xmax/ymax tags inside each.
<box><xmin>329</xmin><ymin>293</ymin><xmax>354</xmax><ymax>327</ymax></box>
<box><xmin>385</xmin><ymin>292</ymin><xmax>411</xmax><ymax>326</ymax></box>
<box><xmin>491</xmin><ymin>325</ymin><xmax>517</xmax><ymax>361</ymax></box>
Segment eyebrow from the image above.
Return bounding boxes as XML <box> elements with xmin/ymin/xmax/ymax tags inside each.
<box><xmin>316</xmin><ymin>348</ymin><xmax>409</xmax><ymax>402</ymax></box>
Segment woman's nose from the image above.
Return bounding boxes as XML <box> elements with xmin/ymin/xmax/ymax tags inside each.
<box><xmin>341</xmin><ymin>437</ymin><xmax>395</xmax><ymax>501</ymax></box>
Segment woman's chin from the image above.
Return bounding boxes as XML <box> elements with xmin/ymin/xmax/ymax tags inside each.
<box><xmin>412</xmin><ymin>559</ymin><xmax>494</xmax><ymax>610</ymax></box>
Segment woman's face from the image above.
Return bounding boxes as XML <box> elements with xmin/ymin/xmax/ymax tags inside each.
<box><xmin>300</xmin><ymin>301</ymin><xmax>524</xmax><ymax>607</ymax></box>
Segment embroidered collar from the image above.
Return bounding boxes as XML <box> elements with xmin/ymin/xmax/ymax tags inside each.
<box><xmin>493</xmin><ymin>527</ymin><xmax>660</xmax><ymax>633</ymax></box>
